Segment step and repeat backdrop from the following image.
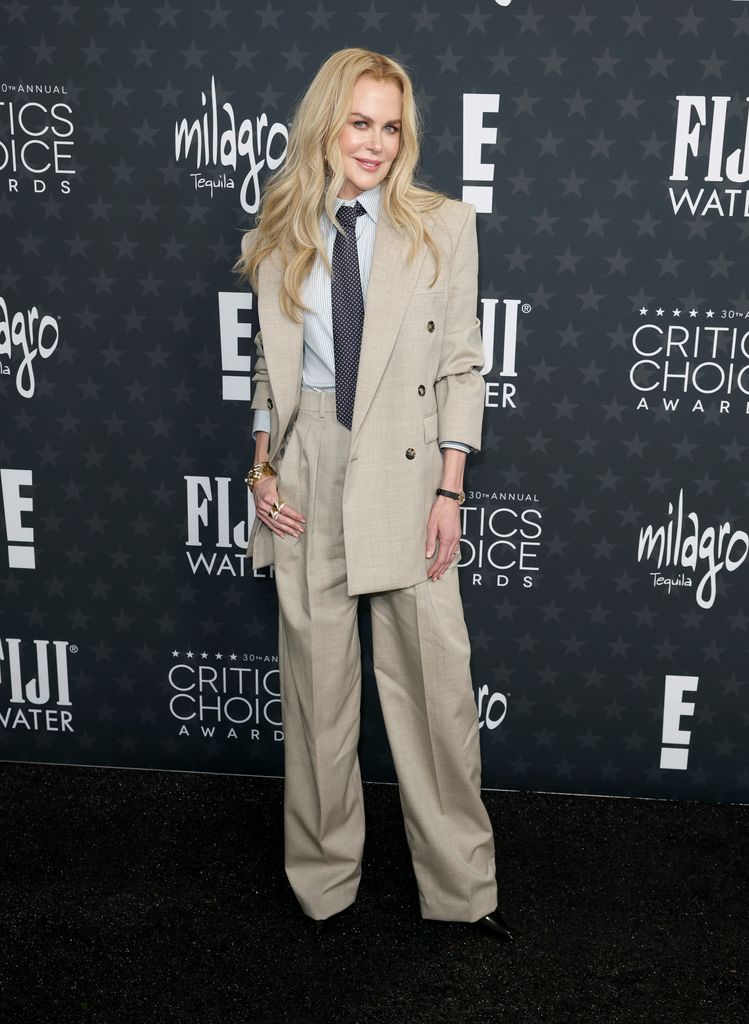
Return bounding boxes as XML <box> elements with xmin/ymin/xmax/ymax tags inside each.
<box><xmin>2</xmin><ymin>2</ymin><xmax>748</xmax><ymax>804</ymax></box>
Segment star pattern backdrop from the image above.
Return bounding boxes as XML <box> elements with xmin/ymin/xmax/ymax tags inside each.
<box><xmin>1</xmin><ymin>0</ymin><xmax>748</xmax><ymax>803</ymax></box>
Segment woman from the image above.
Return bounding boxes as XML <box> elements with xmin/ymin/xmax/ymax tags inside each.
<box><xmin>234</xmin><ymin>48</ymin><xmax>513</xmax><ymax>942</ymax></box>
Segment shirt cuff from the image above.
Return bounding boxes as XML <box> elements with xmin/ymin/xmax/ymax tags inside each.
<box><xmin>439</xmin><ymin>440</ymin><xmax>473</xmax><ymax>454</ymax></box>
<box><xmin>252</xmin><ymin>409</ymin><xmax>271</xmax><ymax>441</ymax></box>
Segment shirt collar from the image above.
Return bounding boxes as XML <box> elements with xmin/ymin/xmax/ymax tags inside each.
<box><xmin>331</xmin><ymin>180</ymin><xmax>381</xmax><ymax>225</ymax></box>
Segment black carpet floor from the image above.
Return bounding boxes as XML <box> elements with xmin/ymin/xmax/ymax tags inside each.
<box><xmin>1</xmin><ymin>762</ymin><xmax>746</xmax><ymax>1024</ymax></box>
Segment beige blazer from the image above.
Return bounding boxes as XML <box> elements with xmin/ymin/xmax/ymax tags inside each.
<box><xmin>245</xmin><ymin>196</ymin><xmax>485</xmax><ymax>596</ymax></box>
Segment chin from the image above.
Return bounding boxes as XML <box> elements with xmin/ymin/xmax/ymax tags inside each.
<box><xmin>345</xmin><ymin>161</ymin><xmax>387</xmax><ymax>192</ymax></box>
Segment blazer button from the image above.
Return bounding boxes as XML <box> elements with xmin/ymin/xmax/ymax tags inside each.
<box><xmin>267</xmin><ymin>398</ymin><xmax>273</xmax><ymax>409</ymax></box>
<box><xmin>418</xmin><ymin>384</ymin><xmax>426</xmax><ymax>396</ymax></box>
<box><xmin>426</xmin><ymin>320</ymin><xmax>435</xmax><ymax>333</ymax></box>
<box><xmin>405</xmin><ymin>448</ymin><xmax>416</xmax><ymax>460</ymax></box>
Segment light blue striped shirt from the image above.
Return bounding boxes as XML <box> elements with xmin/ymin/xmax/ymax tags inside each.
<box><xmin>252</xmin><ymin>181</ymin><xmax>471</xmax><ymax>453</ymax></box>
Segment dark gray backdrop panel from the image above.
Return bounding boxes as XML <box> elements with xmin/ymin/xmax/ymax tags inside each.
<box><xmin>1</xmin><ymin>1</ymin><xmax>747</xmax><ymax>803</ymax></box>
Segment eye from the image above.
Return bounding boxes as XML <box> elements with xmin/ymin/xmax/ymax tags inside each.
<box><xmin>351</xmin><ymin>121</ymin><xmax>400</xmax><ymax>132</ymax></box>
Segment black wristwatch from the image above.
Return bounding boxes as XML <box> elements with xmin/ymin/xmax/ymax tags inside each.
<box><xmin>436</xmin><ymin>487</ymin><xmax>465</xmax><ymax>505</ymax></box>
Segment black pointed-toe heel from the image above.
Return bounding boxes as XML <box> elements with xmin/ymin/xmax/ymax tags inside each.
<box><xmin>473</xmin><ymin>906</ymin><xmax>514</xmax><ymax>942</ymax></box>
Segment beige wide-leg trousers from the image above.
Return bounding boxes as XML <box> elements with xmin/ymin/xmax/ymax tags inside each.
<box><xmin>271</xmin><ymin>389</ymin><xmax>498</xmax><ymax>922</ymax></box>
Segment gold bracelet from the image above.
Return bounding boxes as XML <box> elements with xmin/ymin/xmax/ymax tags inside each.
<box><xmin>245</xmin><ymin>461</ymin><xmax>276</xmax><ymax>491</ymax></box>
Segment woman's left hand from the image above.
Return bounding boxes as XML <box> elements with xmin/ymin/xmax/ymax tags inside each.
<box><xmin>425</xmin><ymin>496</ymin><xmax>462</xmax><ymax>581</ymax></box>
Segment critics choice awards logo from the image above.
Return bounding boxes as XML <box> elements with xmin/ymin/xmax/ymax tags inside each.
<box><xmin>458</xmin><ymin>492</ymin><xmax>542</xmax><ymax>589</ymax></box>
<box><xmin>167</xmin><ymin>649</ymin><xmax>282</xmax><ymax>742</ymax></box>
<box><xmin>0</xmin><ymin>80</ymin><xmax>76</xmax><ymax>193</ymax></box>
<box><xmin>629</xmin><ymin>306</ymin><xmax>749</xmax><ymax>416</ymax></box>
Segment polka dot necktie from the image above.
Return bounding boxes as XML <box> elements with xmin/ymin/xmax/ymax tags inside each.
<box><xmin>331</xmin><ymin>201</ymin><xmax>367</xmax><ymax>430</ymax></box>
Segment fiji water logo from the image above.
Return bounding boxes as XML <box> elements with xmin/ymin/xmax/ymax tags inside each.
<box><xmin>0</xmin><ymin>637</ymin><xmax>74</xmax><ymax>731</ymax></box>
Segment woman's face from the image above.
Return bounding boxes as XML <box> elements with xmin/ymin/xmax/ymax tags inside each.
<box><xmin>335</xmin><ymin>74</ymin><xmax>403</xmax><ymax>200</ymax></box>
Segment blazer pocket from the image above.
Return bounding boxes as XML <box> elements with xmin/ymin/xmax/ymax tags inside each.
<box><xmin>423</xmin><ymin>412</ymin><xmax>439</xmax><ymax>445</ymax></box>
<box><xmin>412</xmin><ymin>286</ymin><xmax>446</xmax><ymax>296</ymax></box>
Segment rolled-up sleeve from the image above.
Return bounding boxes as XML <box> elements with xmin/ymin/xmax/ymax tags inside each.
<box><xmin>249</xmin><ymin>326</ymin><xmax>271</xmax><ymax>413</ymax></box>
<box><xmin>434</xmin><ymin>203</ymin><xmax>485</xmax><ymax>453</ymax></box>
<box><xmin>439</xmin><ymin>440</ymin><xmax>473</xmax><ymax>453</ymax></box>
<box><xmin>250</xmin><ymin>326</ymin><xmax>272</xmax><ymax>442</ymax></box>
<box><xmin>252</xmin><ymin>408</ymin><xmax>271</xmax><ymax>440</ymax></box>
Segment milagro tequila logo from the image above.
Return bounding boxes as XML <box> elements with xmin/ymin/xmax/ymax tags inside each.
<box><xmin>174</xmin><ymin>74</ymin><xmax>288</xmax><ymax>213</ymax></box>
<box><xmin>0</xmin><ymin>297</ymin><xmax>60</xmax><ymax>398</ymax></box>
<box><xmin>636</xmin><ymin>490</ymin><xmax>749</xmax><ymax>608</ymax></box>
<box><xmin>0</xmin><ymin>637</ymin><xmax>74</xmax><ymax>732</ymax></box>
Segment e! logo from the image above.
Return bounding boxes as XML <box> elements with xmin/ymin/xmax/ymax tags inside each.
<box><xmin>660</xmin><ymin>674</ymin><xmax>699</xmax><ymax>770</ymax></box>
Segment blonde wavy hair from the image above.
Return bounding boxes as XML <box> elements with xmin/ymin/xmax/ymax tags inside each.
<box><xmin>232</xmin><ymin>47</ymin><xmax>449</xmax><ymax>322</ymax></box>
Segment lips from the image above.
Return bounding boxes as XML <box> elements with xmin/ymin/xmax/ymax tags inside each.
<box><xmin>355</xmin><ymin>158</ymin><xmax>381</xmax><ymax>170</ymax></box>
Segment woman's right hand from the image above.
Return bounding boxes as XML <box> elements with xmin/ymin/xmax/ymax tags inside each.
<box><xmin>252</xmin><ymin>474</ymin><xmax>306</xmax><ymax>539</ymax></box>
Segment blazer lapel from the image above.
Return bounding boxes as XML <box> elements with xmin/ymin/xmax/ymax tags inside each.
<box><xmin>258</xmin><ymin>203</ymin><xmax>430</xmax><ymax>454</ymax></box>
<box><xmin>349</xmin><ymin>204</ymin><xmax>429</xmax><ymax>445</ymax></box>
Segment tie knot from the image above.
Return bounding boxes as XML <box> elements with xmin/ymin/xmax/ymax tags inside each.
<box><xmin>336</xmin><ymin>201</ymin><xmax>366</xmax><ymax>232</ymax></box>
